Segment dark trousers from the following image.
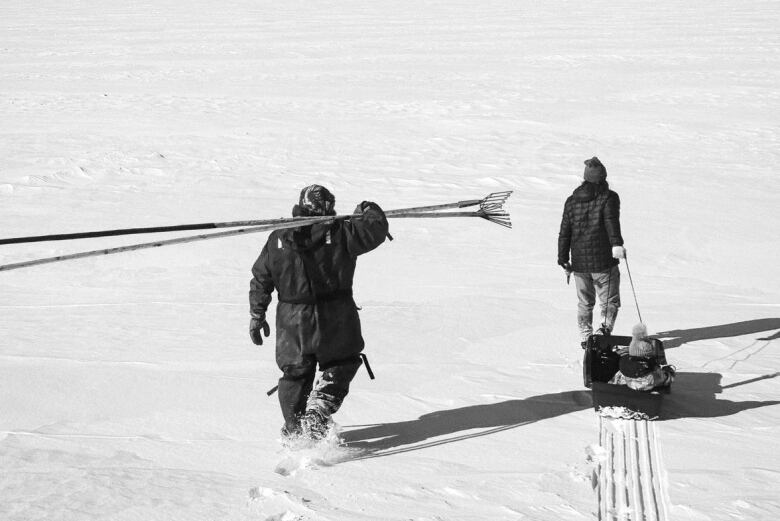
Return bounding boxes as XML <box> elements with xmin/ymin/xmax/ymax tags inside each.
<box><xmin>278</xmin><ymin>355</ymin><xmax>362</xmax><ymax>432</ymax></box>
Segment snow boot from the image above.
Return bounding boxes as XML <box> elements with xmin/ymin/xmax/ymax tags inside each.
<box><xmin>660</xmin><ymin>365</ymin><xmax>676</xmax><ymax>387</ymax></box>
<box><xmin>300</xmin><ymin>409</ymin><xmax>332</xmax><ymax>441</ymax></box>
<box><xmin>280</xmin><ymin>423</ymin><xmax>302</xmax><ymax>439</ymax></box>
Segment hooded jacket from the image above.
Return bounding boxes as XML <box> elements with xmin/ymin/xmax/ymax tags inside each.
<box><xmin>250</xmin><ymin>204</ymin><xmax>388</xmax><ymax>369</ymax></box>
<box><xmin>558</xmin><ymin>182</ymin><xmax>623</xmax><ymax>273</ymax></box>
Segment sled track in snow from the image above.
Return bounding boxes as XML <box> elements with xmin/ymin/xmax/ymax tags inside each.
<box><xmin>596</xmin><ymin>415</ymin><xmax>670</xmax><ymax>521</ymax></box>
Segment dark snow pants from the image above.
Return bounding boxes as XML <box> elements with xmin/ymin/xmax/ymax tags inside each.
<box><xmin>278</xmin><ymin>355</ymin><xmax>362</xmax><ymax>433</ymax></box>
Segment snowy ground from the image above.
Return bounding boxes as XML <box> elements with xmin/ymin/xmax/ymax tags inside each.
<box><xmin>1</xmin><ymin>1</ymin><xmax>779</xmax><ymax>519</ymax></box>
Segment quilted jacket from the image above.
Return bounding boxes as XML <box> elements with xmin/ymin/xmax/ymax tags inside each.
<box><xmin>558</xmin><ymin>182</ymin><xmax>623</xmax><ymax>273</ymax></box>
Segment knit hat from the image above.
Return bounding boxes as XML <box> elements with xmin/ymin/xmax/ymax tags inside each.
<box><xmin>583</xmin><ymin>157</ymin><xmax>607</xmax><ymax>184</ymax></box>
<box><xmin>628</xmin><ymin>323</ymin><xmax>655</xmax><ymax>358</ymax></box>
<box><xmin>295</xmin><ymin>184</ymin><xmax>336</xmax><ymax>216</ymax></box>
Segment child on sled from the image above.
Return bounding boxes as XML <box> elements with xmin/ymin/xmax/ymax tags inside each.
<box><xmin>609</xmin><ymin>323</ymin><xmax>675</xmax><ymax>391</ymax></box>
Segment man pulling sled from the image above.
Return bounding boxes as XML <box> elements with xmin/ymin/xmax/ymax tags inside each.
<box><xmin>558</xmin><ymin>158</ymin><xmax>675</xmax><ymax>418</ymax></box>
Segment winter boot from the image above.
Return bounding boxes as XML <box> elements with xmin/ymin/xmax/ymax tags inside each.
<box><xmin>595</xmin><ymin>325</ymin><xmax>611</xmax><ymax>336</ymax></box>
<box><xmin>280</xmin><ymin>423</ymin><xmax>302</xmax><ymax>439</ymax></box>
<box><xmin>277</xmin><ymin>357</ymin><xmax>317</xmax><ymax>436</ymax></box>
<box><xmin>300</xmin><ymin>409</ymin><xmax>332</xmax><ymax>441</ymax></box>
<box><xmin>660</xmin><ymin>365</ymin><xmax>676</xmax><ymax>387</ymax></box>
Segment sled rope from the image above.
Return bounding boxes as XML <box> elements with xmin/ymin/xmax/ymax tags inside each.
<box><xmin>625</xmin><ymin>255</ymin><xmax>643</xmax><ymax>324</ymax></box>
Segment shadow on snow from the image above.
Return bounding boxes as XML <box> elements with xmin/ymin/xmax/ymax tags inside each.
<box><xmin>342</xmin><ymin>390</ymin><xmax>592</xmax><ymax>458</ymax></box>
<box><xmin>662</xmin><ymin>371</ymin><xmax>780</xmax><ymax>420</ymax></box>
<box><xmin>654</xmin><ymin>317</ymin><xmax>780</xmax><ymax>349</ymax></box>
<box><xmin>342</xmin><ymin>373</ymin><xmax>780</xmax><ymax>457</ymax></box>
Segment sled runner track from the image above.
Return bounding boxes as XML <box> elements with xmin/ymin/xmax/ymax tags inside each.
<box><xmin>597</xmin><ymin>416</ymin><xmax>667</xmax><ymax>521</ymax></box>
<box><xmin>650</xmin><ymin>420</ymin><xmax>672</xmax><ymax>521</ymax></box>
<box><xmin>599</xmin><ymin>415</ymin><xmax>614</xmax><ymax>521</ymax></box>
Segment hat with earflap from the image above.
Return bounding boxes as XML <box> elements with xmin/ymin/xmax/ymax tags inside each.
<box><xmin>628</xmin><ymin>323</ymin><xmax>655</xmax><ymax>358</ymax></box>
<box><xmin>292</xmin><ymin>184</ymin><xmax>336</xmax><ymax>217</ymax></box>
<box><xmin>583</xmin><ymin>157</ymin><xmax>607</xmax><ymax>184</ymax></box>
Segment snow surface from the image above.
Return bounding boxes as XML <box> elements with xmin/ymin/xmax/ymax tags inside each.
<box><xmin>1</xmin><ymin>0</ymin><xmax>779</xmax><ymax>519</ymax></box>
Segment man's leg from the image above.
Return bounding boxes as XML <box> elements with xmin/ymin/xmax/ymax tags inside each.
<box><xmin>574</xmin><ymin>272</ymin><xmax>597</xmax><ymax>343</ymax></box>
<box><xmin>594</xmin><ymin>265</ymin><xmax>621</xmax><ymax>333</ymax></box>
<box><xmin>278</xmin><ymin>356</ymin><xmax>317</xmax><ymax>436</ymax></box>
<box><xmin>302</xmin><ymin>356</ymin><xmax>362</xmax><ymax>439</ymax></box>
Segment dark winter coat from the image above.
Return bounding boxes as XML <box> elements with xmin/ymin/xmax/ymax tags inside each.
<box><xmin>618</xmin><ymin>355</ymin><xmax>657</xmax><ymax>379</ymax></box>
<box><xmin>249</xmin><ymin>204</ymin><xmax>388</xmax><ymax>371</ymax></box>
<box><xmin>558</xmin><ymin>182</ymin><xmax>624</xmax><ymax>273</ymax></box>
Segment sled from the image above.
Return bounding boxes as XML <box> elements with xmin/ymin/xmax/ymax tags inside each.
<box><xmin>583</xmin><ymin>333</ymin><xmax>670</xmax><ymax>420</ymax></box>
<box><xmin>590</xmin><ymin>381</ymin><xmax>666</xmax><ymax>419</ymax></box>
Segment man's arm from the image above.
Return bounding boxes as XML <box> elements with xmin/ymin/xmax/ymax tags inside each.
<box><xmin>557</xmin><ymin>198</ymin><xmax>573</xmax><ymax>265</ymax></box>
<box><xmin>249</xmin><ymin>241</ymin><xmax>275</xmax><ymax>319</ymax></box>
<box><xmin>603</xmin><ymin>192</ymin><xmax>624</xmax><ymax>247</ymax></box>
<box><xmin>343</xmin><ymin>201</ymin><xmax>389</xmax><ymax>257</ymax></box>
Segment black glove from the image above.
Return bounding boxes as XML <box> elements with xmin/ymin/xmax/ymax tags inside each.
<box><xmin>354</xmin><ymin>200</ymin><xmax>392</xmax><ymax>241</ymax></box>
<box><xmin>355</xmin><ymin>200</ymin><xmax>385</xmax><ymax>216</ymax></box>
<box><xmin>558</xmin><ymin>260</ymin><xmax>571</xmax><ymax>271</ymax></box>
<box><xmin>249</xmin><ymin>317</ymin><xmax>270</xmax><ymax>346</ymax></box>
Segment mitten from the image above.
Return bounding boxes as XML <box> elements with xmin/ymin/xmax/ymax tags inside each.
<box><xmin>249</xmin><ymin>316</ymin><xmax>271</xmax><ymax>346</ymax></box>
<box><xmin>612</xmin><ymin>245</ymin><xmax>626</xmax><ymax>259</ymax></box>
<box><xmin>355</xmin><ymin>200</ymin><xmax>383</xmax><ymax>214</ymax></box>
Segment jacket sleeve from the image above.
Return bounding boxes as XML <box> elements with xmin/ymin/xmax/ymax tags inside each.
<box><xmin>557</xmin><ymin>198</ymin><xmax>572</xmax><ymax>264</ymax></box>
<box><xmin>603</xmin><ymin>192</ymin><xmax>624</xmax><ymax>247</ymax></box>
<box><xmin>249</xmin><ymin>239</ymin><xmax>275</xmax><ymax>319</ymax></box>
<box><xmin>343</xmin><ymin>202</ymin><xmax>389</xmax><ymax>257</ymax></box>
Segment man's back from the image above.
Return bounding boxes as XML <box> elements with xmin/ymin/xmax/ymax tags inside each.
<box><xmin>249</xmin><ymin>202</ymin><xmax>388</xmax><ymax>364</ymax></box>
<box><xmin>559</xmin><ymin>182</ymin><xmax>622</xmax><ymax>273</ymax></box>
<box><xmin>251</xmin><ymin>205</ymin><xmax>388</xmax><ymax>307</ymax></box>
<box><xmin>266</xmin><ymin>214</ymin><xmax>386</xmax><ymax>300</ymax></box>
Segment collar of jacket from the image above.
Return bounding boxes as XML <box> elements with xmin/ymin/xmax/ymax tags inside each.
<box><xmin>573</xmin><ymin>181</ymin><xmax>610</xmax><ymax>202</ymax></box>
<box><xmin>282</xmin><ymin>222</ymin><xmax>334</xmax><ymax>252</ymax></box>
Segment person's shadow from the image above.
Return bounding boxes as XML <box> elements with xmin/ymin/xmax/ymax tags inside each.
<box><xmin>341</xmin><ymin>390</ymin><xmax>593</xmax><ymax>458</ymax></box>
<box><xmin>342</xmin><ymin>373</ymin><xmax>780</xmax><ymax>456</ymax></box>
<box><xmin>655</xmin><ymin>318</ymin><xmax>780</xmax><ymax>349</ymax></box>
<box><xmin>662</xmin><ymin>371</ymin><xmax>780</xmax><ymax>420</ymax></box>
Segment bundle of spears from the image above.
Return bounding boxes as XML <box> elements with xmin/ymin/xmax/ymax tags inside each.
<box><xmin>0</xmin><ymin>191</ymin><xmax>512</xmax><ymax>272</ymax></box>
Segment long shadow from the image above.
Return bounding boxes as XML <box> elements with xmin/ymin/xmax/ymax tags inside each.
<box><xmin>758</xmin><ymin>330</ymin><xmax>780</xmax><ymax>341</ymax></box>
<box><xmin>662</xmin><ymin>371</ymin><xmax>780</xmax><ymax>420</ymax></box>
<box><xmin>341</xmin><ymin>374</ymin><xmax>780</xmax><ymax>457</ymax></box>
<box><xmin>654</xmin><ymin>318</ymin><xmax>780</xmax><ymax>349</ymax></box>
<box><xmin>341</xmin><ymin>390</ymin><xmax>592</xmax><ymax>458</ymax></box>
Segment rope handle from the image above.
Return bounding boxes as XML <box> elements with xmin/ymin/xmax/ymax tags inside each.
<box><xmin>624</xmin><ymin>254</ymin><xmax>643</xmax><ymax>324</ymax></box>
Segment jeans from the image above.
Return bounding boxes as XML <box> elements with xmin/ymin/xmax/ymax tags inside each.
<box><xmin>574</xmin><ymin>265</ymin><xmax>621</xmax><ymax>341</ymax></box>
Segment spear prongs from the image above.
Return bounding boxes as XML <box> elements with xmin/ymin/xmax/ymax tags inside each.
<box><xmin>479</xmin><ymin>191</ymin><xmax>512</xmax><ymax>213</ymax></box>
<box><xmin>477</xmin><ymin>191</ymin><xmax>513</xmax><ymax>228</ymax></box>
<box><xmin>389</xmin><ymin>191</ymin><xmax>512</xmax><ymax>228</ymax></box>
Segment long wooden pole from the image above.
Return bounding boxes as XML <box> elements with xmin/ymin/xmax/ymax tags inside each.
<box><xmin>0</xmin><ymin>192</ymin><xmax>511</xmax><ymax>272</ymax></box>
<box><xmin>0</xmin><ymin>221</ymin><xmax>299</xmax><ymax>273</ymax></box>
<box><xmin>0</xmin><ymin>218</ymin><xmax>311</xmax><ymax>246</ymax></box>
<box><xmin>0</xmin><ymin>194</ymin><xmax>501</xmax><ymax>246</ymax></box>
